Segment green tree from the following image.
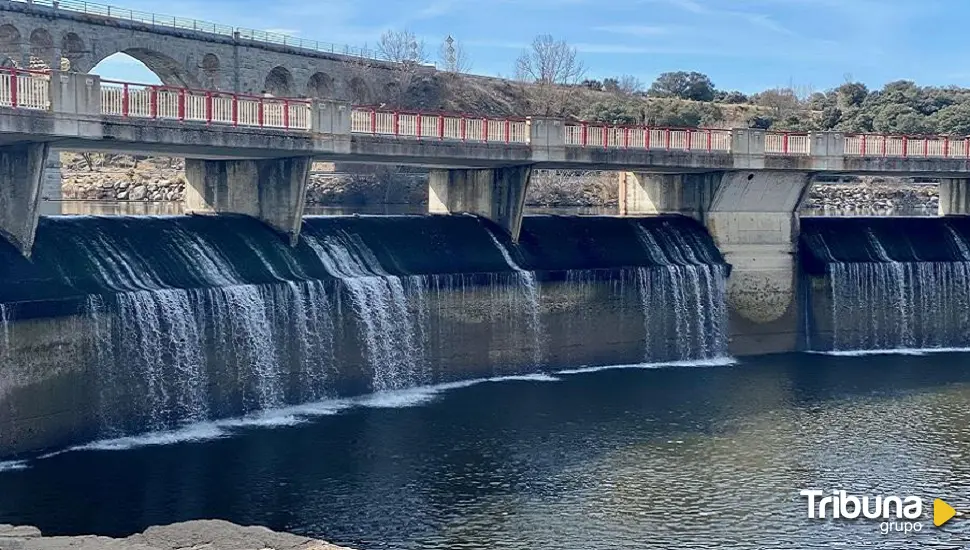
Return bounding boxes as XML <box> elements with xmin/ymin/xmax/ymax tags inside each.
<box><xmin>647</xmin><ymin>71</ymin><xmax>716</xmax><ymax>102</ymax></box>
<box><xmin>934</xmin><ymin>102</ymin><xmax>970</xmax><ymax>135</ymax></box>
<box><xmin>872</xmin><ymin>103</ymin><xmax>933</xmax><ymax>134</ymax></box>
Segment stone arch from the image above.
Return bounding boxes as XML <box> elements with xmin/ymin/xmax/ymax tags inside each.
<box><xmin>348</xmin><ymin>76</ymin><xmax>371</xmax><ymax>104</ymax></box>
<box><xmin>0</xmin><ymin>25</ymin><xmax>20</xmax><ymax>61</ymax></box>
<box><xmin>61</xmin><ymin>33</ymin><xmax>85</xmax><ymax>62</ymax></box>
<box><xmin>306</xmin><ymin>72</ymin><xmax>333</xmax><ymax>99</ymax></box>
<box><xmin>264</xmin><ymin>66</ymin><xmax>294</xmax><ymax>96</ymax></box>
<box><xmin>200</xmin><ymin>53</ymin><xmax>220</xmax><ymax>89</ymax></box>
<box><xmin>28</xmin><ymin>28</ymin><xmax>54</xmax><ymax>68</ymax></box>
<box><xmin>86</xmin><ymin>47</ymin><xmax>200</xmax><ymax>87</ymax></box>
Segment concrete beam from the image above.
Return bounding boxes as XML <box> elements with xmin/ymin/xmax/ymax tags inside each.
<box><xmin>184</xmin><ymin>156</ymin><xmax>312</xmax><ymax>245</ymax></box>
<box><xmin>618</xmin><ymin>172</ymin><xmax>720</xmax><ymax>219</ymax></box>
<box><xmin>0</xmin><ymin>143</ymin><xmax>50</xmax><ymax>257</ymax></box>
<box><xmin>429</xmin><ymin>166</ymin><xmax>533</xmax><ymax>241</ymax></box>
<box><xmin>939</xmin><ymin>178</ymin><xmax>970</xmax><ymax>216</ymax></box>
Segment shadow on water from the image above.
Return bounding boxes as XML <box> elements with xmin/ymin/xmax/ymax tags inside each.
<box><xmin>0</xmin><ymin>352</ymin><xmax>969</xmax><ymax>549</ymax></box>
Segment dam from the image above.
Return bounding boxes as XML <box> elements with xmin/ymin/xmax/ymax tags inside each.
<box><xmin>4</xmin><ymin>2</ymin><xmax>970</xmax><ymax>546</ymax></box>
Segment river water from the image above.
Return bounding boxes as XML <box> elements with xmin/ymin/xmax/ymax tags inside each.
<box><xmin>0</xmin><ymin>351</ymin><xmax>968</xmax><ymax>549</ymax></box>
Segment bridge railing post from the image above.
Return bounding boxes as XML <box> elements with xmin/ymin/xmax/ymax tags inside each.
<box><xmin>311</xmin><ymin>99</ymin><xmax>352</xmax><ymax>137</ymax></box>
<box><xmin>730</xmin><ymin>128</ymin><xmax>766</xmax><ymax>169</ymax></box>
<box><xmin>528</xmin><ymin>117</ymin><xmax>566</xmax><ymax>163</ymax></box>
<box><xmin>807</xmin><ymin>131</ymin><xmax>845</xmax><ymax>171</ymax></box>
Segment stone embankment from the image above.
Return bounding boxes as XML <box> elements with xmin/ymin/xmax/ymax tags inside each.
<box><xmin>805</xmin><ymin>180</ymin><xmax>938</xmax><ymax>212</ymax></box>
<box><xmin>0</xmin><ymin>520</ymin><xmax>352</xmax><ymax>550</ymax></box>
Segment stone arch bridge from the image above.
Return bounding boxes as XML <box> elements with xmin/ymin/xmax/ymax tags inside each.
<box><xmin>0</xmin><ymin>0</ymin><xmax>411</xmax><ymax>102</ymax></box>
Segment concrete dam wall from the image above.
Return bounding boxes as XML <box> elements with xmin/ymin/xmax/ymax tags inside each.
<box><xmin>0</xmin><ymin>214</ymin><xmax>730</xmax><ymax>457</ymax></box>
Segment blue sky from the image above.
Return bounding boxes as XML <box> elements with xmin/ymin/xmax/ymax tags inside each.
<box><xmin>94</xmin><ymin>0</ymin><xmax>961</xmax><ymax>94</ymax></box>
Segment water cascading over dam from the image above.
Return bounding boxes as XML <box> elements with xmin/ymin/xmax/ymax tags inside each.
<box><xmin>801</xmin><ymin>217</ymin><xmax>970</xmax><ymax>352</ymax></box>
<box><xmin>0</xmin><ymin>214</ymin><xmax>729</xmax><ymax>456</ymax></box>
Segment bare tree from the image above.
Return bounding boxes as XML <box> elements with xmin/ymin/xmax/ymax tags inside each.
<box><xmin>515</xmin><ymin>35</ymin><xmax>586</xmax><ymax>115</ymax></box>
<box><xmin>618</xmin><ymin>75</ymin><xmax>643</xmax><ymax>95</ymax></box>
<box><xmin>377</xmin><ymin>29</ymin><xmax>430</xmax><ymax>107</ymax></box>
<box><xmin>378</xmin><ymin>29</ymin><xmax>428</xmax><ymax>64</ymax></box>
<box><xmin>438</xmin><ymin>35</ymin><xmax>472</xmax><ymax>74</ymax></box>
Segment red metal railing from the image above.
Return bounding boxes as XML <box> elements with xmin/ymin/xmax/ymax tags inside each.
<box><xmin>99</xmin><ymin>79</ymin><xmax>312</xmax><ymax>130</ymax></box>
<box><xmin>0</xmin><ymin>67</ymin><xmax>51</xmax><ymax>110</ymax></box>
<box><xmin>563</xmin><ymin>122</ymin><xmax>732</xmax><ymax>152</ymax></box>
<box><xmin>765</xmin><ymin>132</ymin><xmax>810</xmax><ymax>155</ymax></box>
<box><xmin>10</xmin><ymin>69</ymin><xmax>970</xmax><ymax>159</ymax></box>
<box><xmin>349</xmin><ymin>107</ymin><xmax>530</xmax><ymax>144</ymax></box>
<box><xmin>844</xmin><ymin>133</ymin><xmax>970</xmax><ymax>158</ymax></box>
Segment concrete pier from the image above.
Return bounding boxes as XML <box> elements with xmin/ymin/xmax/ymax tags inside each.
<box><xmin>184</xmin><ymin>157</ymin><xmax>312</xmax><ymax>245</ymax></box>
<box><xmin>939</xmin><ymin>178</ymin><xmax>970</xmax><ymax>215</ymax></box>
<box><xmin>428</xmin><ymin>166</ymin><xmax>533</xmax><ymax>240</ymax></box>
<box><xmin>620</xmin><ymin>170</ymin><xmax>813</xmax><ymax>354</ymax></box>
<box><xmin>0</xmin><ymin>143</ymin><xmax>50</xmax><ymax>257</ymax></box>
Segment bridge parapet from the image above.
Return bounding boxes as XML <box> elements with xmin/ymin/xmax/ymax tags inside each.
<box><xmin>7</xmin><ymin>68</ymin><xmax>970</xmax><ymax>173</ymax></box>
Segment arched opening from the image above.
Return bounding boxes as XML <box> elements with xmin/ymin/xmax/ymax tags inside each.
<box><xmin>0</xmin><ymin>25</ymin><xmax>21</xmax><ymax>63</ymax></box>
<box><xmin>306</xmin><ymin>72</ymin><xmax>333</xmax><ymax>99</ymax></box>
<box><xmin>200</xmin><ymin>53</ymin><xmax>220</xmax><ymax>89</ymax></box>
<box><xmin>264</xmin><ymin>66</ymin><xmax>294</xmax><ymax>96</ymax></box>
<box><xmin>89</xmin><ymin>49</ymin><xmax>197</xmax><ymax>87</ymax></box>
<box><xmin>90</xmin><ymin>52</ymin><xmax>161</xmax><ymax>84</ymax></box>
<box><xmin>28</xmin><ymin>28</ymin><xmax>54</xmax><ymax>69</ymax></box>
<box><xmin>349</xmin><ymin>77</ymin><xmax>371</xmax><ymax>104</ymax></box>
<box><xmin>61</xmin><ymin>33</ymin><xmax>84</xmax><ymax>62</ymax></box>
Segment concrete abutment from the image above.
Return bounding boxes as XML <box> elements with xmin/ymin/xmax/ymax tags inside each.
<box><xmin>0</xmin><ymin>142</ymin><xmax>50</xmax><ymax>257</ymax></box>
<box><xmin>429</xmin><ymin>166</ymin><xmax>533</xmax><ymax>241</ymax></box>
<box><xmin>621</xmin><ymin>170</ymin><xmax>813</xmax><ymax>354</ymax></box>
<box><xmin>184</xmin><ymin>156</ymin><xmax>312</xmax><ymax>245</ymax></box>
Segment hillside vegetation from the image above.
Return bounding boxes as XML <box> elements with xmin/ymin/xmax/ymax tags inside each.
<box><xmin>371</xmin><ymin>32</ymin><xmax>970</xmax><ymax>135</ymax></box>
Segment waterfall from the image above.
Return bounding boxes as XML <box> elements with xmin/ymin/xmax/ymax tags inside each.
<box><xmin>0</xmin><ymin>214</ymin><xmax>732</xmax><ymax>447</ymax></box>
<box><xmin>829</xmin><ymin>262</ymin><xmax>970</xmax><ymax>351</ymax></box>
<box><xmin>631</xmin><ymin>224</ymin><xmax>728</xmax><ymax>361</ymax></box>
<box><xmin>803</xmin><ymin>218</ymin><xmax>970</xmax><ymax>352</ymax></box>
<box><xmin>305</xmin><ymin>231</ymin><xmax>428</xmax><ymax>392</ymax></box>
<box><xmin>484</xmin><ymin>231</ymin><xmax>544</xmax><ymax>367</ymax></box>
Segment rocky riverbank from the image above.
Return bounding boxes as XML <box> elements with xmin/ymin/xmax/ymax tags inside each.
<box><xmin>0</xmin><ymin>520</ymin><xmax>352</xmax><ymax>550</ymax></box>
<box><xmin>57</xmin><ymin>155</ymin><xmax>941</xmax><ymax>213</ymax></box>
<box><xmin>805</xmin><ymin>180</ymin><xmax>938</xmax><ymax>212</ymax></box>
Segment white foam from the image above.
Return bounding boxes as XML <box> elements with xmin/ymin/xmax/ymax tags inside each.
<box><xmin>814</xmin><ymin>348</ymin><xmax>970</xmax><ymax>357</ymax></box>
<box><xmin>0</xmin><ymin>460</ymin><xmax>27</xmax><ymax>472</ymax></box>
<box><xmin>556</xmin><ymin>357</ymin><xmax>737</xmax><ymax>376</ymax></box>
<box><xmin>487</xmin><ymin>373</ymin><xmax>561</xmax><ymax>383</ymax></box>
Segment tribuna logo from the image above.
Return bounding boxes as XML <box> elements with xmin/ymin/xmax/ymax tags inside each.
<box><xmin>800</xmin><ymin>489</ymin><xmax>925</xmax><ymax>534</ymax></box>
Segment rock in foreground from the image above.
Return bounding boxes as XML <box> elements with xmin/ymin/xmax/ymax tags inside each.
<box><xmin>0</xmin><ymin>520</ymin><xmax>353</xmax><ymax>550</ymax></box>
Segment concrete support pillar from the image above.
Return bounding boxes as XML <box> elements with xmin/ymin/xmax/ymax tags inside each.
<box><xmin>706</xmin><ymin>171</ymin><xmax>813</xmax><ymax>354</ymax></box>
<box><xmin>429</xmin><ymin>166</ymin><xmax>533</xmax><ymax>241</ymax></box>
<box><xmin>0</xmin><ymin>143</ymin><xmax>50</xmax><ymax>257</ymax></box>
<box><xmin>184</xmin><ymin>156</ymin><xmax>312</xmax><ymax>245</ymax></box>
<box><xmin>528</xmin><ymin>117</ymin><xmax>566</xmax><ymax>163</ymax></box>
<box><xmin>620</xmin><ymin>169</ymin><xmax>812</xmax><ymax>354</ymax></box>
<box><xmin>618</xmin><ymin>172</ymin><xmax>720</xmax><ymax>219</ymax></box>
<box><xmin>939</xmin><ymin>178</ymin><xmax>970</xmax><ymax>216</ymax></box>
<box><xmin>730</xmin><ymin>128</ymin><xmax>766</xmax><ymax>169</ymax></box>
<box><xmin>808</xmin><ymin>131</ymin><xmax>846</xmax><ymax>171</ymax></box>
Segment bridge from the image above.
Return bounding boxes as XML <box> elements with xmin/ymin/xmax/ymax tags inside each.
<box><xmin>6</xmin><ymin>69</ymin><xmax>970</xmax><ymax>348</ymax></box>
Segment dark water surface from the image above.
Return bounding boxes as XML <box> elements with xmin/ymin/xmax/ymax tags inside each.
<box><xmin>1</xmin><ymin>352</ymin><xmax>970</xmax><ymax>549</ymax></box>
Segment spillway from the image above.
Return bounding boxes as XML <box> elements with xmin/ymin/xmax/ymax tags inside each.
<box><xmin>801</xmin><ymin>217</ymin><xmax>970</xmax><ymax>352</ymax></box>
<box><xmin>0</xmin><ymin>214</ymin><xmax>729</xmax><ymax>456</ymax></box>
